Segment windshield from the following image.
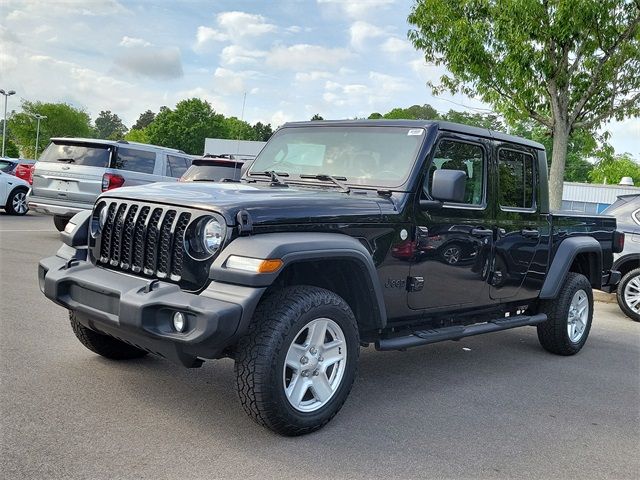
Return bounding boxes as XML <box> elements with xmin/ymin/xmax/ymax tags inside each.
<box><xmin>249</xmin><ymin>126</ymin><xmax>425</xmax><ymax>188</ymax></box>
<box><xmin>39</xmin><ymin>142</ymin><xmax>112</xmax><ymax>167</ymax></box>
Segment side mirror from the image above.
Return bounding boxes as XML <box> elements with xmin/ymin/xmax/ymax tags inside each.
<box><xmin>431</xmin><ymin>169</ymin><xmax>466</xmax><ymax>203</ymax></box>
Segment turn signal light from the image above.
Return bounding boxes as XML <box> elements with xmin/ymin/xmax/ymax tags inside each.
<box><xmin>226</xmin><ymin>256</ymin><xmax>283</xmax><ymax>273</ymax></box>
<box><xmin>101</xmin><ymin>173</ymin><xmax>125</xmax><ymax>191</ymax></box>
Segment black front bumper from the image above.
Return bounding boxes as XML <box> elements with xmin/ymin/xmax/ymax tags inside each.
<box><xmin>39</xmin><ymin>254</ymin><xmax>264</xmax><ymax>367</ymax></box>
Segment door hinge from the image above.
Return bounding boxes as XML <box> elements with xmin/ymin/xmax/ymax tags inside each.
<box><xmin>407</xmin><ymin>276</ymin><xmax>424</xmax><ymax>292</ymax></box>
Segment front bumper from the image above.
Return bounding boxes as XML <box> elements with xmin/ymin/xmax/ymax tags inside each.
<box><xmin>39</xmin><ymin>254</ymin><xmax>264</xmax><ymax>367</ymax></box>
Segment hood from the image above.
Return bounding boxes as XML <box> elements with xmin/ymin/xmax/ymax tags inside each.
<box><xmin>100</xmin><ymin>181</ymin><xmax>402</xmax><ymax>225</ymax></box>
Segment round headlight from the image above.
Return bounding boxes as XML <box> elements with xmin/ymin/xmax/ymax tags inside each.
<box><xmin>185</xmin><ymin>216</ymin><xmax>225</xmax><ymax>260</ymax></box>
<box><xmin>201</xmin><ymin>217</ymin><xmax>223</xmax><ymax>254</ymax></box>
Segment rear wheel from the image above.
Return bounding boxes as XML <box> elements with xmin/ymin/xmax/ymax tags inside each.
<box><xmin>616</xmin><ymin>268</ymin><xmax>640</xmax><ymax>322</ymax></box>
<box><xmin>6</xmin><ymin>188</ymin><xmax>28</xmax><ymax>215</ymax></box>
<box><xmin>537</xmin><ymin>272</ymin><xmax>593</xmax><ymax>355</ymax></box>
<box><xmin>235</xmin><ymin>286</ymin><xmax>359</xmax><ymax>436</ymax></box>
<box><xmin>70</xmin><ymin>312</ymin><xmax>148</xmax><ymax>360</ymax></box>
<box><xmin>53</xmin><ymin>215</ymin><xmax>71</xmax><ymax>231</ymax></box>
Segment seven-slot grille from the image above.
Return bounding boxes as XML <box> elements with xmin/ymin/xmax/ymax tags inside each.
<box><xmin>96</xmin><ymin>201</ymin><xmax>191</xmax><ymax>281</ymax></box>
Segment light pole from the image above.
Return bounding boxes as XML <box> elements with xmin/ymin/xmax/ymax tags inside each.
<box><xmin>0</xmin><ymin>89</ymin><xmax>16</xmax><ymax>157</ymax></box>
<box><xmin>33</xmin><ymin>114</ymin><xmax>47</xmax><ymax>159</ymax></box>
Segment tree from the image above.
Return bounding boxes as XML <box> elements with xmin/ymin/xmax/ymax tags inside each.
<box><xmin>382</xmin><ymin>104</ymin><xmax>438</xmax><ymax>119</ymax></box>
<box><xmin>4</xmin><ymin>138</ymin><xmax>20</xmax><ymax>158</ymax></box>
<box><xmin>95</xmin><ymin>110</ymin><xmax>128</xmax><ymax>140</ymax></box>
<box><xmin>124</xmin><ymin>128</ymin><xmax>149</xmax><ymax>144</ymax></box>
<box><xmin>132</xmin><ymin>110</ymin><xmax>155</xmax><ymax>130</ymax></box>
<box><xmin>441</xmin><ymin>110</ymin><xmax>505</xmax><ymax>130</ymax></box>
<box><xmin>311</xmin><ymin>113</ymin><xmax>324</xmax><ymax>120</ymax></box>
<box><xmin>589</xmin><ymin>146</ymin><xmax>640</xmax><ymax>185</ymax></box>
<box><xmin>252</xmin><ymin>122</ymin><xmax>273</xmax><ymax>141</ymax></box>
<box><xmin>368</xmin><ymin>112</ymin><xmax>384</xmax><ymax>119</ymax></box>
<box><xmin>409</xmin><ymin>0</ymin><xmax>640</xmax><ymax>209</ymax></box>
<box><xmin>145</xmin><ymin>99</ymin><xmax>227</xmax><ymax>155</ymax></box>
<box><xmin>223</xmin><ymin>116</ymin><xmax>254</xmax><ymax>140</ymax></box>
<box><xmin>8</xmin><ymin>101</ymin><xmax>94</xmax><ymax>158</ymax></box>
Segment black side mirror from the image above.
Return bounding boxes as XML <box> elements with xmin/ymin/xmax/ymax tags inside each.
<box><xmin>431</xmin><ymin>169</ymin><xmax>466</xmax><ymax>203</ymax></box>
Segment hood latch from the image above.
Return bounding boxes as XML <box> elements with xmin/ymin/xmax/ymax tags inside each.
<box><xmin>236</xmin><ymin>209</ymin><xmax>253</xmax><ymax>236</ymax></box>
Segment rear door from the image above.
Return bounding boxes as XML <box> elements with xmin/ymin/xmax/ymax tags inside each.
<box><xmin>491</xmin><ymin>145</ymin><xmax>543</xmax><ymax>300</ymax></box>
<box><xmin>31</xmin><ymin>141</ymin><xmax>113</xmax><ymax>205</ymax></box>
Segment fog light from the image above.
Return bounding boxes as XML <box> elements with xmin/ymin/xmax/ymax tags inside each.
<box><xmin>173</xmin><ymin>312</ymin><xmax>187</xmax><ymax>332</ymax></box>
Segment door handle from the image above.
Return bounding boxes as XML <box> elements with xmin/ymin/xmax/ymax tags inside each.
<box><xmin>471</xmin><ymin>228</ymin><xmax>493</xmax><ymax>237</ymax></box>
<box><xmin>521</xmin><ymin>229</ymin><xmax>540</xmax><ymax>238</ymax></box>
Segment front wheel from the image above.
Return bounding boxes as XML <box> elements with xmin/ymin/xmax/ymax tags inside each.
<box><xmin>6</xmin><ymin>188</ymin><xmax>28</xmax><ymax>215</ymax></box>
<box><xmin>235</xmin><ymin>286</ymin><xmax>359</xmax><ymax>436</ymax></box>
<box><xmin>616</xmin><ymin>268</ymin><xmax>640</xmax><ymax>322</ymax></box>
<box><xmin>537</xmin><ymin>272</ymin><xmax>593</xmax><ymax>355</ymax></box>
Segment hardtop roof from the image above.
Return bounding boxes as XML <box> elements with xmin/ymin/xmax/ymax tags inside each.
<box><xmin>281</xmin><ymin>119</ymin><xmax>545</xmax><ymax>150</ymax></box>
<box><xmin>49</xmin><ymin>137</ymin><xmax>185</xmax><ymax>153</ymax></box>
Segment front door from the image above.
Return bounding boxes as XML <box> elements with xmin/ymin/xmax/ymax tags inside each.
<box><xmin>409</xmin><ymin>136</ymin><xmax>494</xmax><ymax>311</ymax></box>
<box><xmin>491</xmin><ymin>145</ymin><xmax>542</xmax><ymax>300</ymax></box>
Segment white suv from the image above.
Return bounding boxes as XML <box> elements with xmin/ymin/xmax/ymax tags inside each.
<box><xmin>28</xmin><ymin>138</ymin><xmax>193</xmax><ymax>230</ymax></box>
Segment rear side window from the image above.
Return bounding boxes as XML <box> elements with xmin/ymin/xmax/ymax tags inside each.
<box><xmin>113</xmin><ymin>147</ymin><xmax>156</xmax><ymax>174</ymax></box>
<box><xmin>39</xmin><ymin>143</ymin><xmax>111</xmax><ymax>167</ymax></box>
<box><xmin>498</xmin><ymin>149</ymin><xmax>535</xmax><ymax>209</ymax></box>
<box><xmin>182</xmin><ymin>163</ymin><xmax>243</xmax><ymax>182</ymax></box>
<box><xmin>426</xmin><ymin>139</ymin><xmax>485</xmax><ymax>205</ymax></box>
<box><xmin>166</xmin><ymin>155</ymin><xmax>190</xmax><ymax>178</ymax></box>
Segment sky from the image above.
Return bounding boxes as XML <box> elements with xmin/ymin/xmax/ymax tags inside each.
<box><xmin>1</xmin><ymin>0</ymin><xmax>638</xmax><ymax>157</ymax></box>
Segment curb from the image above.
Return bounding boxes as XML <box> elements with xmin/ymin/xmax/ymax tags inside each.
<box><xmin>594</xmin><ymin>290</ymin><xmax>616</xmax><ymax>304</ymax></box>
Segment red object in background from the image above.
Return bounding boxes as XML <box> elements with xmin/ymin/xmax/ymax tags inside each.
<box><xmin>101</xmin><ymin>173</ymin><xmax>125</xmax><ymax>191</ymax></box>
<box><xmin>15</xmin><ymin>163</ymin><xmax>34</xmax><ymax>184</ymax></box>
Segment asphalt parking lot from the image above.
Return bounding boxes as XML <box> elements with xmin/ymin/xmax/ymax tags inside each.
<box><xmin>1</xmin><ymin>212</ymin><xmax>639</xmax><ymax>479</ymax></box>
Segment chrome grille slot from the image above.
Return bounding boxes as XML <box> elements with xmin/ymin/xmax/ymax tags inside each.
<box><xmin>94</xmin><ymin>201</ymin><xmax>194</xmax><ymax>282</ymax></box>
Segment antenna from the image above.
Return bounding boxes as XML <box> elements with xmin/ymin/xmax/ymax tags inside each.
<box><xmin>234</xmin><ymin>91</ymin><xmax>247</xmax><ymax>180</ymax></box>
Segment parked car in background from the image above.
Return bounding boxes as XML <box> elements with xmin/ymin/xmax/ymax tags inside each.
<box><xmin>0</xmin><ymin>158</ymin><xmax>36</xmax><ymax>183</ymax></box>
<box><xmin>180</xmin><ymin>155</ymin><xmax>252</xmax><ymax>182</ymax></box>
<box><xmin>602</xmin><ymin>194</ymin><xmax>640</xmax><ymax>321</ymax></box>
<box><xmin>28</xmin><ymin>138</ymin><xmax>192</xmax><ymax>231</ymax></box>
<box><xmin>0</xmin><ymin>170</ymin><xmax>29</xmax><ymax>215</ymax></box>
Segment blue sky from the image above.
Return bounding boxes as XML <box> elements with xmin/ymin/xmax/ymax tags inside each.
<box><xmin>1</xmin><ymin>0</ymin><xmax>638</xmax><ymax>157</ymax></box>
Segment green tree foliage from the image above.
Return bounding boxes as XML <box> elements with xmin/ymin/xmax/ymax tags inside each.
<box><xmin>145</xmin><ymin>99</ymin><xmax>227</xmax><ymax>155</ymax></box>
<box><xmin>8</xmin><ymin>100</ymin><xmax>94</xmax><ymax>158</ymax></box>
<box><xmin>368</xmin><ymin>112</ymin><xmax>384</xmax><ymax>119</ymax></box>
<box><xmin>409</xmin><ymin>0</ymin><xmax>640</xmax><ymax>209</ymax></box>
<box><xmin>589</xmin><ymin>145</ymin><xmax>640</xmax><ymax>185</ymax></box>
<box><xmin>3</xmin><ymin>138</ymin><xmax>20</xmax><ymax>158</ymax></box>
<box><xmin>124</xmin><ymin>128</ymin><xmax>149</xmax><ymax>144</ymax></box>
<box><xmin>251</xmin><ymin>122</ymin><xmax>273</xmax><ymax>141</ymax></box>
<box><xmin>94</xmin><ymin>110</ymin><xmax>128</xmax><ymax>140</ymax></box>
<box><xmin>310</xmin><ymin>113</ymin><xmax>324</xmax><ymax>120</ymax></box>
<box><xmin>224</xmin><ymin>116</ymin><xmax>254</xmax><ymax>140</ymax></box>
<box><xmin>381</xmin><ymin>104</ymin><xmax>438</xmax><ymax>120</ymax></box>
<box><xmin>441</xmin><ymin>110</ymin><xmax>505</xmax><ymax>130</ymax></box>
<box><xmin>132</xmin><ymin>110</ymin><xmax>155</xmax><ymax>130</ymax></box>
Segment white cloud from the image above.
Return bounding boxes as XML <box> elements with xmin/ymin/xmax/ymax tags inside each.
<box><xmin>220</xmin><ymin>45</ymin><xmax>267</xmax><ymax>66</ymax></box>
<box><xmin>217</xmin><ymin>11</ymin><xmax>277</xmax><ymax>36</ymax></box>
<box><xmin>114</xmin><ymin>46</ymin><xmax>183</xmax><ymax>79</ymax></box>
<box><xmin>295</xmin><ymin>71</ymin><xmax>333</xmax><ymax>82</ymax></box>
<box><xmin>266</xmin><ymin>44</ymin><xmax>351</xmax><ymax>70</ymax></box>
<box><xmin>194</xmin><ymin>26</ymin><xmax>228</xmax><ymax>51</ymax></box>
<box><xmin>119</xmin><ymin>36</ymin><xmax>151</xmax><ymax>48</ymax></box>
<box><xmin>270</xmin><ymin>110</ymin><xmax>294</xmax><ymax>128</ymax></box>
<box><xmin>317</xmin><ymin>0</ymin><xmax>396</xmax><ymax>19</ymax></box>
<box><xmin>0</xmin><ymin>52</ymin><xmax>19</xmax><ymax>71</ymax></box>
<box><xmin>382</xmin><ymin>37</ymin><xmax>412</xmax><ymax>54</ymax></box>
<box><xmin>349</xmin><ymin>21</ymin><xmax>386</xmax><ymax>50</ymax></box>
<box><xmin>368</xmin><ymin>72</ymin><xmax>409</xmax><ymax>93</ymax></box>
<box><xmin>213</xmin><ymin>68</ymin><xmax>247</xmax><ymax>95</ymax></box>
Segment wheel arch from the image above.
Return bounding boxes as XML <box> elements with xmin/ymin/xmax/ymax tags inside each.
<box><xmin>539</xmin><ymin>237</ymin><xmax>602</xmax><ymax>299</ymax></box>
<box><xmin>210</xmin><ymin>232</ymin><xmax>387</xmax><ymax>332</ymax></box>
<box><xmin>613</xmin><ymin>254</ymin><xmax>640</xmax><ymax>277</ymax></box>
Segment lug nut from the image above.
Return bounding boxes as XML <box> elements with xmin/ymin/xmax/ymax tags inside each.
<box><xmin>300</xmin><ymin>356</ymin><xmax>309</xmax><ymax>365</ymax></box>
<box><xmin>312</xmin><ymin>370</ymin><xmax>319</xmax><ymax>376</ymax></box>
<box><xmin>309</xmin><ymin>347</ymin><xmax>317</xmax><ymax>355</ymax></box>
<box><xmin>318</xmin><ymin>356</ymin><xmax>324</xmax><ymax>362</ymax></box>
<box><xmin>301</xmin><ymin>370</ymin><xmax>309</xmax><ymax>377</ymax></box>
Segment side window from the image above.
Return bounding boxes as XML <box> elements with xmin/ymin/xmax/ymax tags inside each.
<box><xmin>166</xmin><ymin>155</ymin><xmax>188</xmax><ymax>178</ymax></box>
<box><xmin>426</xmin><ymin>139</ymin><xmax>485</xmax><ymax>205</ymax></box>
<box><xmin>498</xmin><ymin>149</ymin><xmax>535</xmax><ymax>209</ymax></box>
<box><xmin>114</xmin><ymin>148</ymin><xmax>156</xmax><ymax>174</ymax></box>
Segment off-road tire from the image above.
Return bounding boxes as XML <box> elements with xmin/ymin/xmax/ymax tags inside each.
<box><xmin>53</xmin><ymin>215</ymin><xmax>70</xmax><ymax>232</ymax></box>
<box><xmin>6</xmin><ymin>187</ymin><xmax>28</xmax><ymax>215</ymax></box>
<box><xmin>70</xmin><ymin>311</ymin><xmax>148</xmax><ymax>360</ymax></box>
<box><xmin>234</xmin><ymin>286</ymin><xmax>359</xmax><ymax>436</ymax></box>
<box><xmin>616</xmin><ymin>268</ymin><xmax>640</xmax><ymax>322</ymax></box>
<box><xmin>537</xmin><ymin>272</ymin><xmax>593</xmax><ymax>355</ymax></box>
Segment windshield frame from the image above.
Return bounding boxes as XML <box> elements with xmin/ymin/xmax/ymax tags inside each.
<box><xmin>247</xmin><ymin>124</ymin><xmax>428</xmax><ymax>191</ymax></box>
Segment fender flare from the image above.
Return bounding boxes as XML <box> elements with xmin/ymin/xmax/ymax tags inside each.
<box><xmin>613</xmin><ymin>253</ymin><xmax>640</xmax><ymax>273</ymax></box>
<box><xmin>210</xmin><ymin>232</ymin><xmax>387</xmax><ymax>328</ymax></box>
<box><xmin>539</xmin><ymin>236</ymin><xmax>602</xmax><ymax>299</ymax></box>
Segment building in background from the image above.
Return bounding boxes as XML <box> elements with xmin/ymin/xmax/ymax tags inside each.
<box><xmin>562</xmin><ymin>182</ymin><xmax>640</xmax><ymax>213</ymax></box>
<box><xmin>204</xmin><ymin>139</ymin><xmax>265</xmax><ymax>157</ymax></box>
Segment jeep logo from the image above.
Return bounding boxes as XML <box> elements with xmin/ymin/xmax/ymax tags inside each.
<box><xmin>385</xmin><ymin>278</ymin><xmax>406</xmax><ymax>289</ymax></box>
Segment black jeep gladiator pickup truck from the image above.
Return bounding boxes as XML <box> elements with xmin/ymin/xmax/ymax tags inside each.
<box><xmin>39</xmin><ymin>120</ymin><xmax>623</xmax><ymax>435</ymax></box>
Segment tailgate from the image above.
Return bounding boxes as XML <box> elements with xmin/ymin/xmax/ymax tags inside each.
<box><xmin>32</xmin><ymin>141</ymin><xmax>114</xmax><ymax>205</ymax></box>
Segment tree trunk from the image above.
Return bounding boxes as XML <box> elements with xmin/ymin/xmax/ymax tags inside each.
<box><xmin>548</xmin><ymin>123</ymin><xmax>570</xmax><ymax>211</ymax></box>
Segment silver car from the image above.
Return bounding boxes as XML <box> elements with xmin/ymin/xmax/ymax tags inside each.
<box><xmin>603</xmin><ymin>194</ymin><xmax>640</xmax><ymax>321</ymax></box>
<box><xmin>28</xmin><ymin>138</ymin><xmax>193</xmax><ymax>230</ymax></box>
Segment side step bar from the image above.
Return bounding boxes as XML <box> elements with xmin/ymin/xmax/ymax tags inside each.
<box><xmin>375</xmin><ymin>313</ymin><xmax>548</xmax><ymax>351</ymax></box>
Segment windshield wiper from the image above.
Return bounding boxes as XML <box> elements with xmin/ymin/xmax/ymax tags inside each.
<box><xmin>300</xmin><ymin>174</ymin><xmax>350</xmax><ymax>193</ymax></box>
<box><xmin>248</xmin><ymin>170</ymin><xmax>289</xmax><ymax>187</ymax></box>
<box><xmin>57</xmin><ymin>158</ymin><xmax>75</xmax><ymax>163</ymax></box>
